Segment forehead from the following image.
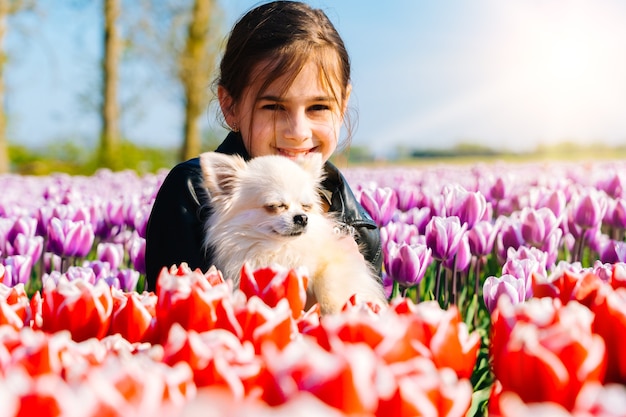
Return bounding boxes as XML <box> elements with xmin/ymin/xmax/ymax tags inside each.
<box><xmin>249</xmin><ymin>55</ymin><xmax>344</xmax><ymax>99</ymax></box>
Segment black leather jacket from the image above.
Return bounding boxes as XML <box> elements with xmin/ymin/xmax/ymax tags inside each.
<box><xmin>144</xmin><ymin>132</ymin><xmax>382</xmax><ymax>290</ymax></box>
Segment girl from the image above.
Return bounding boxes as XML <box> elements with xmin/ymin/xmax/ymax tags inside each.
<box><xmin>145</xmin><ymin>1</ymin><xmax>382</xmax><ymax>291</ymax></box>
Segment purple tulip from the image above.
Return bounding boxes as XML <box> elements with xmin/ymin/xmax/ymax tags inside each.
<box><xmin>519</xmin><ymin>207</ymin><xmax>560</xmax><ymax>248</ymax></box>
<box><xmin>2</xmin><ymin>255</ymin><xmax>33</xmax><ymax>287</ymax></box>
<box><xmin>381</xmin><ymin>221</ymin><xmax>419</xmax><ymax>246</ymax></box>
<box><xmin>42</xmin><ymin>270</ymin><xmax>63</xmax><ymax>286</ymax></box>
<box><xmin>568</xmin><ymin>191</ymin><xmax>606</xmax><ymax>235</ymax></box>
<box><xmin>385</xmin><ymin>241</ymin><xmax>432</xmax><ymax>288</ymax></box>
<box><xmin>64</xmin><ymin>266</ymin><xmax>97</xmax><ymax>284</ymax></box>
<box><xmin>6</xmin><ymin>217</ymin><xmax>37</xmax><ymax>244</ymax></box>
<box><xmin>443</xmin><ymin>233</ymin><xmax>471</xmax><ymax>272</ymax></box>
<box><xmin>495</xmin><ymin>217</ymin><xmax>524</xmax><ymax>262</ymax></box>
<box><xmin>398</xmin><ymin>207</ymin><xmax>432</xmax><ymax>235</ymax></box>
<box><xmin>10</xmin><ymin>234</ymin><xmax>44</xmax><ymax>267</ymax></box>
<box><xmin>608</xmin><ymin>198</ymin><xmax>626</xmax><ymax>230</ymax></box>
<box><xmin>541</xmin><ymin>189</ymin><xmax>567</xmax><ymax>219</ymax></box>
<box><xmin>428</xmin><ymin>194</ymin><xmax>446</xmax><ymax>218</ymax></box>
<box><xmin>133</xmin><ymin>206</ymin><xmax>151</xmax><ymax>238</ymax></box>
<box><xmin>43</xmin><ymin>253</ymin><xmax>63</xmax><ymax>274</ymax></box>
<box><xmin>128</xmin><ymin>234</ymin><xmax>146</xmax><ymax>275</ymax></box>
<box><xmin>97</xmin><ymin>242</ymin><xmax>125</xmax><ymax>270</ymax></box>
<box><xmin>0</xmin><ymin>218</ymin><xmax>12</xmax><ymax>255</ymax></box>
<box><xmin>360</xmin><ymin>187</ymin><xmax>398</xmax><ymax>227</ymax></box>
<box><xmin>597</xmin><ymin>172</ymin><xmax>625</xmax><ymax>199</ymax></box>
<box><xmin>483</xmin><ymin>274</ymin><xmax>525</xmax><ymax>313</ymax></box>
<box><xmin>84</xmin><ymin>260</ymin><xmax>113</xmax><ymax>281</ymax></box>
<box><xmin>467</xmin><ymin>220</ymin><xmax>498</xmax><ymax>257</ymax></box>
<box><xmin>447</xmin><ymin>186</ymin><xmax>489</xmax><ymax>229</ymax></box>
<box><xmin>591</xmin><ymin>260</ymin><xmax>614</xmax><ymax>282</ymax></box>
<box><xmin>115</xmin><ymin>269</ymin><xmax>140</xmax><ymax>292</ymax></box>
<box><xmin>105</xmin><ymin>200</ymin><xmax>126</xmax><ymax>229</ymax></box>
<box><xmin>489</xmin><ymin>176</ymin><xmax>509</xmax><ymax>201</ymax></box>
<box><xmin>502</xmin><ymin>257</ymin><xmax>547</xmax><ymax>300</ymax></box>
<box><xmin>424</xmin><ymin>216</ymin><xmax>467</xmax><ymax>262</ymax></box>
<box><xmin>47</xmin><ymin>218</ymin><xmax>95</xmax><ymax>258</ymax></box>
<box><xmin>597</xmin><ymin>237</ymin><xmax>626</xmax><ymax>264</ymax></box>
<box><xmin>36</xmin><ymin>205</ymin><xmax>55</xmax><ymax>237</ymax></box>
<box><xmin>396</xmin><ymin>184</ymin><xmax>421</xmax><ymax>212</ymax></box>
<box><xmin>506</xmin><ymin>246</ymin><xmax>549</xmax><ymax>270</ymax></box>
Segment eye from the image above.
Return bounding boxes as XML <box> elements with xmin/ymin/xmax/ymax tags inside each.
<box><xmin>261</xmin><ymin>103</ymin><xmax>285</xmax><ymax>111</ymax></box>
<box><xmin>309</xmin><ymin>104</ymin><xmax>330</xmax><ymax>112</ymax></box>
<box><xmin>301</xmin><ymin>204</ymin><xmax>313</xmax><ymax>211</ymax></box>
<box><xmin>264</xmin><ymin>203</ymin><xmax>288</xmax><ymax>213</ymax></box>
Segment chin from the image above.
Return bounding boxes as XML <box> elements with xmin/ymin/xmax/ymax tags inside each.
<box><xmin>199</xmin><ymin>152</ymin><xmax>387</xmax><ymax>314</ymax></box>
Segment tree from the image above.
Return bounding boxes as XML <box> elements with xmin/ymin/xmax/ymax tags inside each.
<box><xmin>99</xmin><ymin>0</ymin><xmax>121</xmax><ymax>169</ymax></box>
<box><xmin>123</xmin><ymin>0</ymin><xmax>222</xmax><ymax>162</ymax></box>
<box><xmin>0</xmin><ymin>0</ymin><xmax>34</xmax><ymax>174</ymax></box>
<box><xmin>178</xmin><ymin>0</ymin><xmax>218</xmax><ymax>161</ymax></box>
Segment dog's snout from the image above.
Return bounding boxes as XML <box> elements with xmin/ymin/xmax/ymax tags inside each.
<box><xmin>293</xmin><ymin>214</ymin><xmax>308</xmax><ymax>227</ymax></box>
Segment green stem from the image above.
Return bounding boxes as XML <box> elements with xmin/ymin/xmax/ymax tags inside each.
<box><xmin>434</xmin><ymin>261</ymin><xmax>443</xmax><ymax>305</ymax></box>
<box><xmin>390</xmin><ymin>279</ymin><xmax>401</xmax><ymax>301</ymax></box>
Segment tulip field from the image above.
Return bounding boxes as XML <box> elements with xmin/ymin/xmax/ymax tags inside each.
<box><xmin>2</xmin><ymin>160</ymin><xmax>626</xmax><ymax>416</ymax></box>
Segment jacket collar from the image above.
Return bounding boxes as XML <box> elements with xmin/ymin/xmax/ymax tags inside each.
<box><xmin>214</xmin><ymin>131</ymin><xmax>251</xmax><ymax>160</ymax></box>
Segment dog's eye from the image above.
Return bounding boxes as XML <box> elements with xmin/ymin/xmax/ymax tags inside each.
<box><xmin>302</xmin><ymin>204</ymin><xmax>313</xmax><ymax>211</ymax></box>
<box><xmin>264</xmin><ymin>203</ymin><xmax>288</xmax><ymax>213</ymax></box>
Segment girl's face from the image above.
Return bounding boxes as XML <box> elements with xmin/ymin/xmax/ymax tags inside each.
<box><xmin>220</xmin><ymin>61</ymin><xmax>350</xmax><ymax>162</ymax></box>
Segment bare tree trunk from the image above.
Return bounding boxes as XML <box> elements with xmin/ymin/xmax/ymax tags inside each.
<box><xmin>179</xmin><ymin>0</ymin><xmax>213</xmax><ymax>162</ymax></box>
<box><xmin>100</xmin><ymin>0</ymin><xmax>121</xmax><ymax>169</ymax></box>
<box><xmin>0</xmin><ymin>0</ymin><xmax>9</xmax><ymax>174</ymax></box>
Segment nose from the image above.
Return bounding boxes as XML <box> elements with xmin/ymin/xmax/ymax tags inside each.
<box><xmin>293</xmin><ymin>214</ymin><xmax>308</xmax><ymax>227</ymax></box>
<box><xmin>284</xmin><ymin>110</ymin><xmax>311</xmax><ymax>143</ymax></box>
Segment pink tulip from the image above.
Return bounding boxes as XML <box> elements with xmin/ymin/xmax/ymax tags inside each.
<box><xmin>483</xmin><ymin>274</ymin><xmax>526</xmax><ymax>313</ymax></box>
<box><xmin>360</xmin><ymin>187</ymin><xmax>398</xmax><ymax>227</ymax></box>
<box><xmin>425</xmin><ymin>216</ymin><xmax>467</xmax><ymax>262</ymax></box>
<box><xmin>47</xmin><ymin>218</ymin><xmax>95</xmax><ymax>258</ymax></box>
<box><xmin>467</xmin><ymin>220</ymin><xmax>498</xmax><ymax>257</ymax></box>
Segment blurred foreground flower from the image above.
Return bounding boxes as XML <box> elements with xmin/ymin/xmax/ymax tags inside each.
<box><xmin>490</xmin><ymin>297</ymin><xmax>606</xmax><ymax>411</ymax></box>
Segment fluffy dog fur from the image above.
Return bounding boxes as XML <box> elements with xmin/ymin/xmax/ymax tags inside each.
<box><xmin>199</xmin><ymin>152</ymin><xmax>387</xmax><ymax>314</ymax></box>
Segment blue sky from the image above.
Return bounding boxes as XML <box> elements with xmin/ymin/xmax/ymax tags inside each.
<box><xmin>7</xmin><ymin>0</ymin><xmax>626</xmax><ymax>157</ymax></box>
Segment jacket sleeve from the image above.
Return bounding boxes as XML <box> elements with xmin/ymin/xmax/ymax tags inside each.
<box><xmin>144</xmin><ymin>159</ymin><xmax>211</xmax><ymax>290</ymax></box>
<box><xmin>324</xmin><ymin>164</ymin><xmax>383</xmax><ymax>280</ymax></box>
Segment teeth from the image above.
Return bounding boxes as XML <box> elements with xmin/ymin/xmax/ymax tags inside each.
<box><xmin>280</xmin><ymin>149</ymin><xmax>309</xmax><ymax>157</ymax></box>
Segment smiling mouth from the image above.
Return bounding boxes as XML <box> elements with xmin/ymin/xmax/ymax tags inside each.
<box><xmin>277</xmin><ymin>148</ymin><xmax>317</xmax><ymax>158</ymax></box>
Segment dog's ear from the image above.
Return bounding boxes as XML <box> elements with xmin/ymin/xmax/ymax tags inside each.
<box><xmin>199</xmin><ymin>152</ymin><xmax>247</xmax><ymax>197</ymax></box>
<box><xmin>296</xmin><ymin>153</ymin><xmax>325</xmax><ymax>181</ymax></box>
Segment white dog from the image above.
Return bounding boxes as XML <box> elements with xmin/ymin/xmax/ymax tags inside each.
<box><xmin>199</xmin><ymin>152</ymin><xmax>387</xmax><ymax>314</ymax></box>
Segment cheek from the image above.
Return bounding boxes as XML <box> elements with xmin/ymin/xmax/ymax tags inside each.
<box><xmin>245</xmin><ymin>121</ymin><xmax>276</xmax><ymax>157</ymax></box>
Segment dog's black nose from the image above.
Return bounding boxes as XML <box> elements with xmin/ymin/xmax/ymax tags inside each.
<box><xmin>293</xmin><ymin>214</ymin><xmax>308</xmax><ymax>227</ymax></box>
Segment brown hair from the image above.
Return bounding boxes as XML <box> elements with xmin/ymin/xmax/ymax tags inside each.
<box><xmin>216</xmin><ymin>1</ymin><xmax>354</xmax><ymax>147</ymax></box>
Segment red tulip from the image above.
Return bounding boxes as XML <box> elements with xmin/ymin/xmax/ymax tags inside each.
<box><xmin>590</xmin><ymin>287</ymin><xmax>626</xmax><ymax>384</ymax></box>
<box><xmin>391</xmin><ymin>299</ymin><xmax>480</xmax><ymax>379</ymax></box>
<box><xmin>257</xmin><ymin>338</ymin><xmax>381</xmax><ymax>415</ymax></box>
<box><xmin>490</xmin><ymin>297</ymin><xmax>606</xmax><ymax>410</ymax></box>
<box><xmin>80</xmin><ymin>352</ymin><xmax>196</xmax><ymax>416</ymax></box>
<box><xmin>109</xmin><ymin>289</ymin><xmax>157</xmax><ymax>343</ymax></box>
<box><xmin>155</xmin><ymin>263</ymin><xmax>234</xmax><ymax>342</ymax></box>
<box><xmin>377</xmin><ymin>357</ymin><xmax>473</xmax><ymax>417</ymax></box>
<box><xmin>162</xmin><ymin>324</ymin><xmax>261</xmax><ymax>396</ymax></box>
<box><xmin>12</xmin><ymin>372</ymin><xmax>76</xmax><ymax>417</ymax></box>
<box><xmin>40</xmin><ymin>277</ymin><xmax>113</xmax><ymax>342</ymax></box>
<box><xmin>9</xmin><ymin>328</ymin><xmax>70</xmax><ymax>377</ymax></box>
<box><xmin>234</xmin><ymin>297</ymin><xmax>294</xmax><ymax>352</ymax></box>
<box><xmin>0</xmin><ymin>283</ymin><xmax>29</xmax><ymax>329</ymax></box>
<box><xmin>239</xmin><ymin>263</ymin><xmax>308</xmax><ymax>319</ymax></box>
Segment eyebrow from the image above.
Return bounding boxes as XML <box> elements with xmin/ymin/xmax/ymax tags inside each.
<box><xmin>257</xmin><ymin>95</ymin><xmax>334</xmax><ymax>102</ymax></box>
